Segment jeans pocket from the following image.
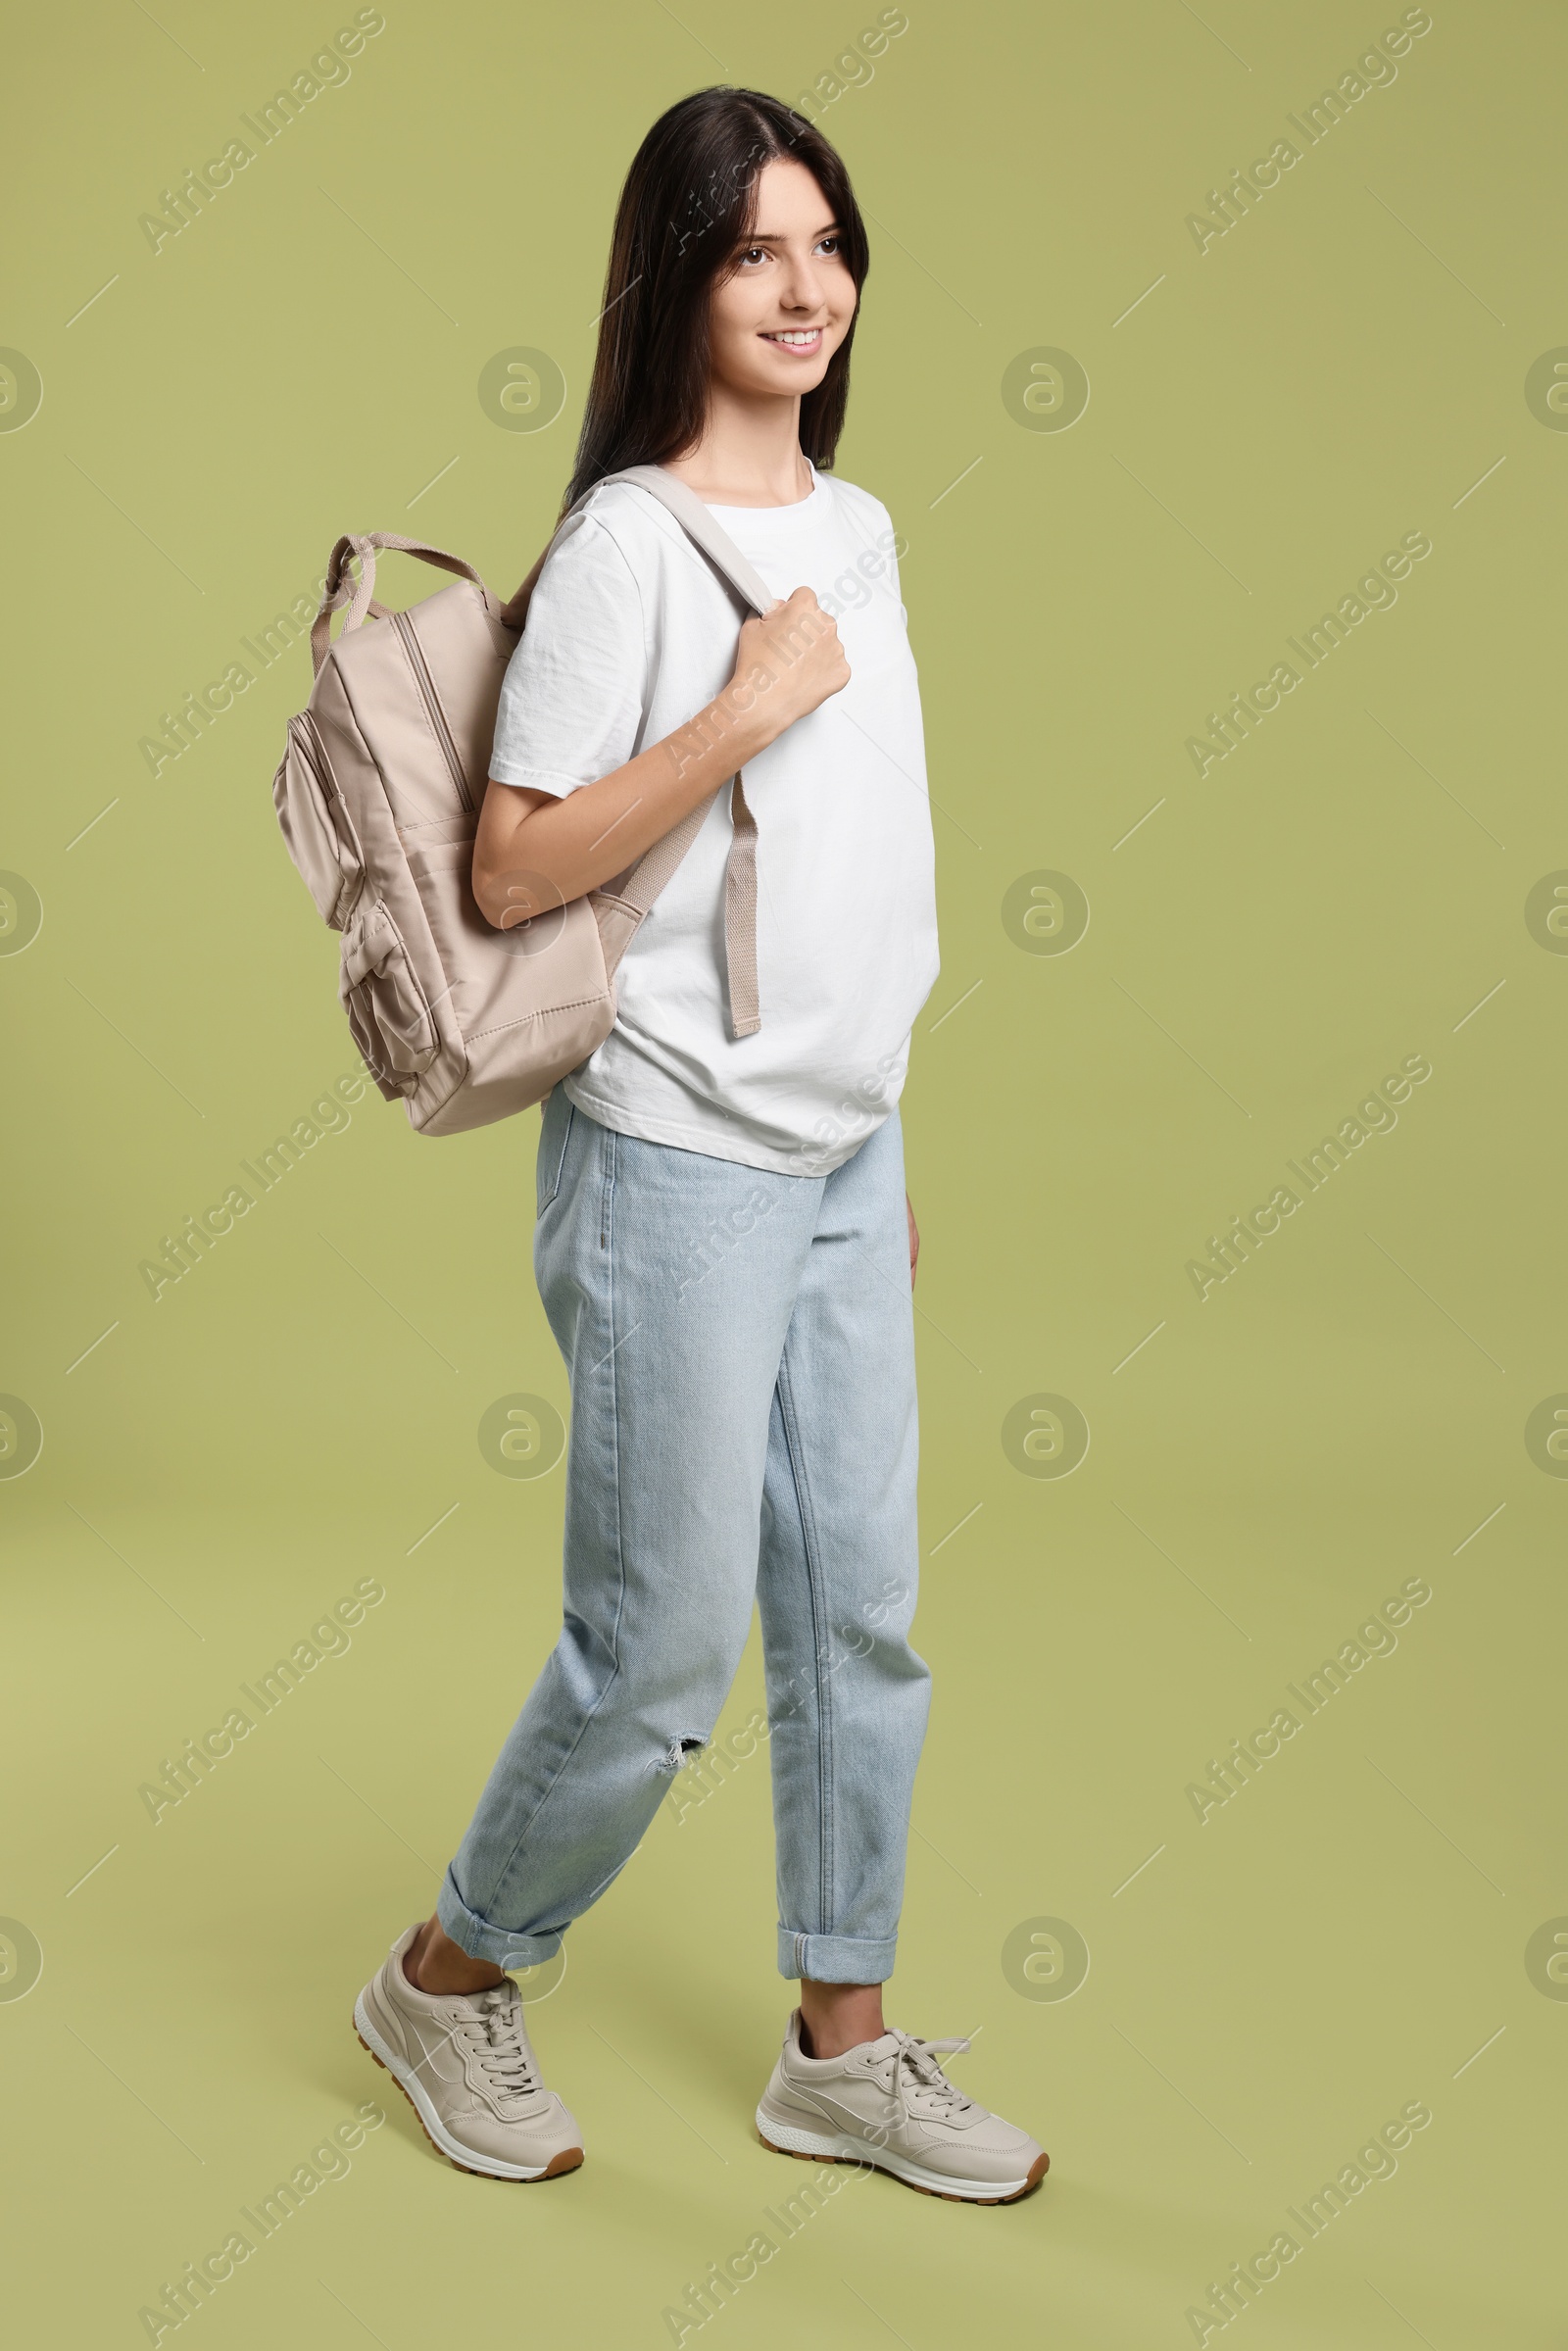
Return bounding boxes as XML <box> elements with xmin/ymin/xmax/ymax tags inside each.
<box><xmin>536</xmin><ymin>1090</ymin><xmax>575</xmax><ymax>1218</ymax></box>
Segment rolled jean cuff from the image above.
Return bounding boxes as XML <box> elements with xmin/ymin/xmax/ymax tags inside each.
<box><xmin>437</xmin><ymin>1869</ymin><xmax>563</xmax><ymax>1970</ymax></box>
<box><xmin>778</xmin><ymin>1927</ymin><xmax>898</xmax><ymax>1984</ymax></box>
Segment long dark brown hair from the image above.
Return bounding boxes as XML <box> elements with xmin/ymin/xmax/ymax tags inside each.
<box><xmin>564</xmin><ymin>88</ymin><xmax>869</xmax><ymax>513</ymax></box>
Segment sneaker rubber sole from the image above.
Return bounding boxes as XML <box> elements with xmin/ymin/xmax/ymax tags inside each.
<box><xmin>755</xmin><ymin>2106</ymin><xmax>1048</xmax><ymax>2204</ymax></box>
<box><xmin>353</xmin><ymin>1993</ymin><xmax>582</xmax><ymax>2182</ymax></box>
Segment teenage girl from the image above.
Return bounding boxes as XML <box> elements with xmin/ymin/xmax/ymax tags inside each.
<box><xmin>354</xmin><ymin>84</ymin><xmax>1047</xmax><ymax>2205</ymax></box>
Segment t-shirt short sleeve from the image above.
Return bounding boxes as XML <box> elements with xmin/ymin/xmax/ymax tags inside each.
<box><xmin>489</xmin><ymin>513</ymin><xmax>648</xmax><ymax>797</ymax></box>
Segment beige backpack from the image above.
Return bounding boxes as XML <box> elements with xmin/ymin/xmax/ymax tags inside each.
<box><xmin>272</xmin><ymin>466</ymin><xmax>773</xmax><ymax>1137</ymax></box>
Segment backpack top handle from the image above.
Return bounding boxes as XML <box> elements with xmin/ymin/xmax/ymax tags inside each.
<box><xmin>311</xmin><ymin>533</ymin><xmax>503</xmax><ymax>675</ymax></box>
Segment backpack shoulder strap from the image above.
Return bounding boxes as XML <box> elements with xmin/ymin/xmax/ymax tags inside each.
<box><xmin>502</xmin><ymin>465</ymin><xmax>778</xmax><ymax>629</ymax></box>
<box><xmin>593</xmin><ymin>469</ymin><xmax>768</xmax><ymax>1036</ymax></box>
<box><xmin>520</xmin><ymin>464</ymin><xmax>778</xmax><ymax>1041</ymax></box>
<box><xmin>599</xmin><ymin>465</ymin><xmax>775</xmax><ymax>617</ymax></box>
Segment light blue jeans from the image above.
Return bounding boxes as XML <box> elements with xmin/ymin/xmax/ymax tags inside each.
<box><xmin>437</xmin><ymin>1090</ymin><xmax>930</xmax><ymax>1984</ymax></box>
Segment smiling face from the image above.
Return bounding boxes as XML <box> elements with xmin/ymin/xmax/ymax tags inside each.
<box><xmin>705</xmin><ymin>156</ymin><xmax>858</xmax><ymax>405</ymax></box>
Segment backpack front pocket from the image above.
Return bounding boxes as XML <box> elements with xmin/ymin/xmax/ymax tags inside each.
<box><xmin>339</xmin><ymin>901</ymin><xmax>437</xmax><ymax>1092</ymax></box>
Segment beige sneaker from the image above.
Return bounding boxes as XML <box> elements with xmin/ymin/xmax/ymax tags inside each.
<box><xmin>353</xmin><ymin>1925</ymin><xmax>583</xmax><ymax>2181</ymax></box>
<box><xmin>756</xmin><ymin>2011</ymin><xmax>1048</xmax><ymax>2204</ymax></box>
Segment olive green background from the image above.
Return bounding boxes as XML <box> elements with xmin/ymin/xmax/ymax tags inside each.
<box><xmin>3</xmin><ymin>0</ymin><xmax>1564</xmax><ymax>2342</ymax></box>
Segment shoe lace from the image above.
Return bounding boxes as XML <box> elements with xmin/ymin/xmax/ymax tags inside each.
<box><xmin>458</xmin><ymin>1983</ymin><xmax>541</xmax><ymax>2103</ymax></box>
<box><xmin>878</xmin><ymin>2030</ymin><xmax>977</xmax><ymax>2124</ymax></box>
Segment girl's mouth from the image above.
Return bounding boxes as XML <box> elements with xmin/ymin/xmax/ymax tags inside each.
<box><xmin>760</xmin><ymin>328</ymin><xmax>824</xmax><ymax>354</ymax></box>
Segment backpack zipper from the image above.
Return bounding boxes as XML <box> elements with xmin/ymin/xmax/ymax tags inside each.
<box><xmin>391</xmin><ymin>608</ymin><xmax>473</xmax><ymax>811</ymax></box>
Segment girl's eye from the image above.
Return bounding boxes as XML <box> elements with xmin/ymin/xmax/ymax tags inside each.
<box><xmin>738</xmin><ymin>235</ymin><xmax>840</xmax><ymax>266</ymax></box>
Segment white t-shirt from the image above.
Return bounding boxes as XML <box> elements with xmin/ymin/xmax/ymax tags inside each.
<box><xmin>489</xmin><ymin>464</ymin><xmax>939</xmax><ymax>1175</ymax></box>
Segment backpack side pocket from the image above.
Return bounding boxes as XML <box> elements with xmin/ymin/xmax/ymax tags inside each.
<box><xmin>272</xmin><ymin>713</ymin><xmax>366</xmax><ymax>931</ymax></box>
